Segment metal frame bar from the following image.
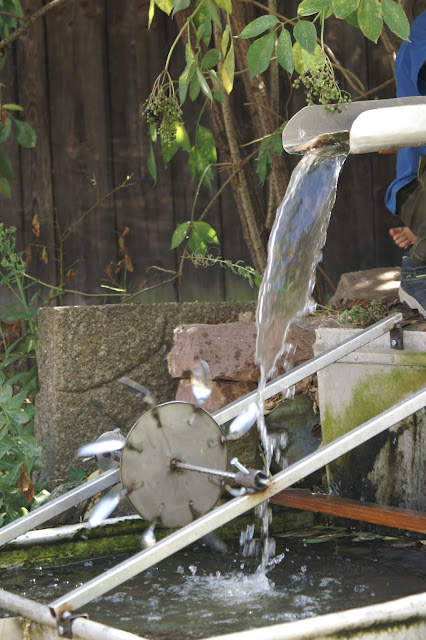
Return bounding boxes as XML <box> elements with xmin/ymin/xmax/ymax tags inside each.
<box><xmin>0</xmin><ymin>468</ymin><xmax>120</xmax><ymax>548</ymax></box>
<box><xmin>212</xmin><ymin>313</ymin><xmax>402</xmax><ymax>425</ymax></box>
<box><xmin>0</xmin><ymin>589</ymin><xmax>145</xmax><ymax>640</ymax></box>
<box><xmin>48</xmin><ymin>382</ymin><xmax>426</xmax><ymax>618</ymax></box>
<box><xmin>0</xmin><ymin>314</ymin><xmax>401</xmax><ymax>550</ymax></box>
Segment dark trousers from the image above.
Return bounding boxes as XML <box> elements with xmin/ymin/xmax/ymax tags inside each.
<box><xmin>396</xmin><ymin>156</ymin><xmax>426</xmax><ymax>264</ymax></box>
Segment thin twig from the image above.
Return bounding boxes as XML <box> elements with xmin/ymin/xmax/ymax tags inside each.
<box><xmin>198</xmin><ymin>148</ymin><xmax>259</xmax><ymax>223</ymax></box>
<box><xmin>0</xmin><ymin>0</ymin><xmax>73</xmax><ymax>50</ymax></box>
<box><xmin>122</xmin><ymin>274</ymin><xmax>181</xmax><ymax>303</ymax></box>
<box><xmin>0</xmin><ymin>11</ymin><xmax>24</xmax><ymax>20</ymax></box>
<box><xmin>317</xmin><ymin>264</ymin><xmax>336</xmax><ymax>293</ymax></box>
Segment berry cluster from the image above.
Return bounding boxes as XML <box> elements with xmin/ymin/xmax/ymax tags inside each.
<box><xmin>143</xmin><ymin>95</ymin><xmax>183</xmax><ymax>144</ymax></box>
<box><xmin>293</xmin><ymin>65</ymin><xmax>351</xmax><ymax>112</ymax></box>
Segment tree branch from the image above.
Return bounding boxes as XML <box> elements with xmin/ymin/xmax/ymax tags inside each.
<box><xmin>0</xmin><ymin>11</ymin><xmax>24</xmax><ymax>20</ymax></box>
<box><xmin>0</xmin><ymin>0</ymin><xmax>73</xmax><ymax>50</ymax></box>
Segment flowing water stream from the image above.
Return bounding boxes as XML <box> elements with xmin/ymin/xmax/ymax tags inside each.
<box><xmin>253</xmin><ymin>145</ymin><xmax>348</xmax><ymax>567</ymax></box>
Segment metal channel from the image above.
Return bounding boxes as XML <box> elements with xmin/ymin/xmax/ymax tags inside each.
<box><xmin>0</xmin><ymin>467</ymin><xmax>120</xmax><ymax>548</ymax></box>
<box><xmin>0</xmin><ymin>588</ymin><xmax>146</xmax><ymax>640</ymax></box>
<box><xmin>213</xmin><ymin>313</ymin><xmax>402</xmax><ymax>425</ymax></box>
<box><xmin>49</xmin><ymin>381</ymin><xmax>426</xmax><ymax>618</ymax></box>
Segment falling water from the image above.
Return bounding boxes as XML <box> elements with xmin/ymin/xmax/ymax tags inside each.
<box><xmin>254</xmin><ymin>144</ymin><xmax>348</xmax><ymax>567</ymax></box>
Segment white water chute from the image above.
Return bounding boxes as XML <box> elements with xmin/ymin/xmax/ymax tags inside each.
<box><xmin>350</xmin><ymin>103</ymin><xmax>426</xmax><ymax>154</ymax></box>
<box><xmin>281</xmin><ymin>96</ymin><xmax>426</xmax><ymax>155</ymax></box>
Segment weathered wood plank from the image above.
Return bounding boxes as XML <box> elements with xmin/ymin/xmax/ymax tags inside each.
<box><xmin>44</xmin><ymin>0</ymin><xmax>115</xmax><ymax>305</ymax></box>
<box><xmin>271</xmin><ymin>489</ymin><xmax>426</xmax><ymax>534</ymax></box>
<box><xmin>16</xmin><ymin>0</ymin><xmax>56</xmax><ymax>296</ymax></box>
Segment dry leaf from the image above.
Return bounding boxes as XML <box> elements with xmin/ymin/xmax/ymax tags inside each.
<box><xmin>32</xmin><ymin>214</ymin><xmax>40</xmax><ymax>238</ymax></box>
<box><xmin>18</xmin><ymin>463</ymin><xmax>34</xmax><ymax>503</ymax></box>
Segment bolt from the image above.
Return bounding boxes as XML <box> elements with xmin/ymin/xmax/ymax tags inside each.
<box><xmin>391</xmin><ymin>339</ymin><xmax>398</xmax><ymax>347</ymax></box>
<box><xmin>353</xmin><ymin>355</ymin><xmax>358</xmax><ymax>361</ymax></box>
<box><xmin>58</xmin><ymin>626</ymin><xmax>64</xmax><ymax>636</ymax></box>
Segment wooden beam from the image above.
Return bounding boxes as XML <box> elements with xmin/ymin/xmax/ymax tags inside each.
<box><xmin>271</xmin><ymin>489</ymin><xmax>426</xmax><ymax>534</ymax></box>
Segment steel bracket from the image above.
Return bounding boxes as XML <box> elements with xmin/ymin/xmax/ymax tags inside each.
<box><xmin>390</xmin><ymin>324</ymin><xmax>404</xmax><ymax>350</ymax></box>
<box><xmin>57</xmin><ymin>611</ymin><xmax>89</xmax><ymax>638</ymax></box>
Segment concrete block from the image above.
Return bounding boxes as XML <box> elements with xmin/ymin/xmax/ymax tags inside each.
<box><xmin>329</xmin><ymin>267</ymin><xmax>400</xmax><ymax>306</ymax></box>
<box><xmin>314</xmin><ymin>326</ymin><xmax>426</xmax><ymax>510</ymax></box>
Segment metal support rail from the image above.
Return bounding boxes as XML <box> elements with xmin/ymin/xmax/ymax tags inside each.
<box><xmin>0</xmin><ymin>468</ymin><xmax>120</xmax><ymax>548</ymax></box>
<box><xmin>48</xmin><ymin>383</ymin><xmax>426</xmax><ymax>618</ymax></box>
<box><xmin>212</xmin><ymin>313</ymin><xmax>402</xmax><ymax>425</ymax></box>
<box><xmin>0</xmin><ymin>313</ymin><xmax>402</xmax><ymax>549</ymax></box>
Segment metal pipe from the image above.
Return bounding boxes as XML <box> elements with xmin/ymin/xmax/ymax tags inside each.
<box><xmin>0</xmin><ymin>468</ymin><xmax>120</xmax><ymax>548</ymax></box>
<box><xmin>213</xmin><ymin>313</ymin><xmax>402</xmax><ymax>425</ymax></box>
<box><xmin>350</xmin><ymin>104</ymin><xmax>426</xmax><ymax>154</ymax></box>
<box><xmin>49</xmin><ymin>382</ymin><xmax>426</xmax><ymax>618</ymax></box>
<box><xmin>201</xmin><ymin>591</ymin><xmax>426</xmax><ymax>640</ymax></box>
<box><xmin>0</xmin><ymin>588</ymin><xmax>147</xmax><ymax>640</ymax></box>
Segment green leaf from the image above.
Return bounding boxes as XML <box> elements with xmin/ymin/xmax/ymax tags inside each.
<box><xmin>5</xmin><ymin>0</ymin><xmax>23</xmax><ymax>17</ymax></box>
<box><xmin>188</xmin><ymin>139</ymin><xmax>214</xmax><ymax>189</ymax></box>
<box><xmin>154</xmin><ymin>0</ymin><xmax>174</xmax><ymax>15</ymax></box>
<box><xmin>238</xmin><ymin>15</ymin><xmax>279</xmax><ymax>39</ymax></box>
<box><xmin>0</xmin><ymin>177</ymin><xmax>11</xmax><ymax>199</ymax></box>
<box><xmin>188</xmin><ymin>222</ymin><xmax>219</xmax><ymax>255</ymax></box>
<box><xmin>179</xmin><ymin>61</ymin><xmax>196</xmax><ymax>104</ymax></box>
<box><xmin>213</xmin><ymin>0</ymin><xmax>232</xmax><ymax>13</ymax></box>
<box><xmin>0</xmin><ymin>384</ymin><xmax>13</xmax><ymax>404</ymax></box>
<box><xmin>344</xmin><ymin>8</ymin><xmax>360</xmax><ymax>26</ymax></box>
<box><xmin>292</xmin><ymin>41</ymin><xmax>324</xmax><ymax>74</ymax></box>
<box><xmin>381</xmin><ymin>0</ymin><xmax>409</xmax><ymax>40</ymax></box>
<box><xmin>192</xmin><ymin>221</ymin><xmax>219</xmax><ymax>244</ymax></box>
<box><xmin>221</xmin><ymin>40</ymin><xmax>234</xmax><ymax>93</ymax></box>
<box><xmin>172</xmin><ymin>0</ymin><xmax>190</xmax><ymax>16</ymax></box>
<box><xmin>247</xmin><ymin>32</ymin><xmax>275</xmax><ymax>78</ymax></box>
<box><xmin>332</xmin><ymin>0</ymin><xmax>360</xmax><ymax>19</ymax></box>
<box><xmin>196</xmin><ymin>125</ymin><xmax>217</xmax><ymax>164</ymax></box>
<box><xmin>3</xmin><ymin>104</ymin><xmax>23</xmax><ymax>111</ymax></box>
<box><xmin>257</xmin><ymin>138</ymin><xmax>273</xmax><ymax>185</ymax></box>
<box><xmin>0</xmin><ymin>151</ymin><xmax>13</xmax><ymax>179</ymax></box>
<box><xmin>171</xmin><ymin>222</ymin><xmax>190</xmax><ymax>249</ymax></box>
<box><xmin>148</xmin><ymin>0</ymin><xmax>155</xmax><ymax>26</ymax></box>
<box><xmin>206</xmin><ymin>0</ymin><xmax>221</xmax><ymax>27</ymax></box>
<box><xmin>147</xmin><ymin>140</ymin><xmax>157</xmax><ymax>185</ymax></box>
<box><xmin>221</xmin><ymin>25</ymin><xmax>230</xmax><ymax>57</ymax></box>
<box><xmin>293</xmin><ymin>19</ymin><xmax>317</xmax><ymax>54</ymax></box>
<box><xmin>14</xmin><ymin>120</ymin><xmax>36</xmax><ymax>148</ymax></box>
<box><xmin>0</xmin><ymin>117</ymin><xmax>12</xmax><ymax>144</ymax></box>
<box><xmin>276</xmin><ymin>28</ymin><xmax>294</xmax><ymax>74</ymax></box>
<box><xmin>357</xmin><ymin>0</ymin><xmax>382</xmax><ymax>42</ymax></box>
<box><xmin>201</xmin><ymin>48</ymin><xmax>221</xmax><ymax>70</ymax></box>
<box><xmin>270</xmin><ymin>130</ymin><xmax>284</xmax><ymax>156</ymax></box>
<box><xmin>162</xmin><ymin>123</ymin><xmax>191</xmax><ymax>163</ymax></box>
<box><xmin>297</xmin><ymin>0</ymin><xmax>332</xmax><ymax>16</ymax></box>
<box><xmin>196</xmin><ymin>67</ymin><xmax>213</xmax><ymax>101</ymax></box>
<box><xmin>189</xmin><ymin>72</ymin><xmax>201</xmax><ymax>101</ymax></box>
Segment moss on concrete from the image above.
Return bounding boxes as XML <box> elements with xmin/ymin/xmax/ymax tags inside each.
<box><xmin>322</xmin><ymin>366</ymin><xmax>426</xmax><ymax>444</ymax></box>
<box><xmin>321</xmin><ymin>365</ymin><xmax>426</xmax><ymax>503</ymax></box>
<box><xmin>0</xmin><ymin>508</ymin><xmax>317</xmax><ymax>569</ymax></box>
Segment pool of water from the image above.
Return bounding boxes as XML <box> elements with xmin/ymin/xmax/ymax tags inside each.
<box><xmin>1</xmin><ymin>529</ymin><xmax>425</xmax><ymax>639</ymax></box>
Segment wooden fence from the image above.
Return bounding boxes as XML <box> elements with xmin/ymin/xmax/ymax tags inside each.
<box><xmin>1</xmin><ymin>0</ymin><xmax>407</xmax><ymax>309</ymax></box>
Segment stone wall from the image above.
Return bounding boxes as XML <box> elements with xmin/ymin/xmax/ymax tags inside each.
<box><xmin>35</xmin><ymin>302</ymin><xmax>256</xmax><ymax>482</ymax></box>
